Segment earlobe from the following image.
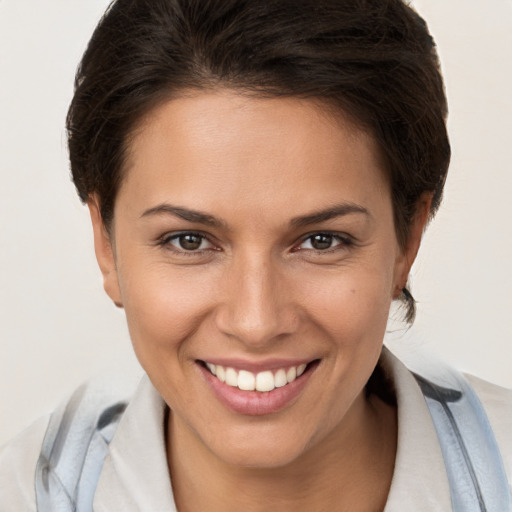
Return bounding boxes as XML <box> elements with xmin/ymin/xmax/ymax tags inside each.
<box><xmin>393</xmin><ymin>193</ymin><xmax>433</xmax><ymax>298</ymax></box>
<box><xmin>87</xmin><ymin>197</ymin><xmax>123</xmax><ymax>308</ymax></box>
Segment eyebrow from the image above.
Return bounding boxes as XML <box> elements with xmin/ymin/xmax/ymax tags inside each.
<box><xmin>289</xmin><ymin>203</ymin><xmax>370</xmax><ymax>228</ymax></box>
<box><xmin>141</xmin><ymin>204</ymin><xmax>227</xmax><ymax>228</ymax></box>
<box><xmin>141</xmin><ymin>201</ymin><xmax>370</xmax><ymax>229</ymax></box>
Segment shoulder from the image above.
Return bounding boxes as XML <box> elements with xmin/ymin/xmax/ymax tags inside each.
<box><xmin>383</xmin><ymin>346</ymin><xmax>512</xmax><ymax>490</ymax></box>
<box><xmin>0</xmin><ymin>414</ymin><xmax>50</xmax><ymax>511</ymax></box>
<box><xmin>0</xmin><ymin>371</ymin><xmax>139</xmax><ymax>511</ymax></box>
<box><xmin>465</xmin><ymin>373</ymin><xmax>512</xmax><ymax>479</ymax></box>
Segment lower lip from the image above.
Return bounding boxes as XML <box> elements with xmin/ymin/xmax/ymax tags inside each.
<box><xmin>198</xmin><ymin>362</ymin><xmax>317</xmax><ymax>416</ymax></box>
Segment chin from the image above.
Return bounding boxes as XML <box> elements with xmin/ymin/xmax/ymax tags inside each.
<box><xmin>203</xmin><ymin>421</ymin><xmax>316</xmax><ymax>469</ymax></box>
<box><xmin>216</xmin><ymin>441</ymin><xmax>307</xmax><ymax>470</ymax></box>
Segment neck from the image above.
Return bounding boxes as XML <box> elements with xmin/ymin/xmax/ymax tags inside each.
<box><xmin>166</xmin><ymin>391</ymin><xmax>397</xmax><ymax>512</ymax></box>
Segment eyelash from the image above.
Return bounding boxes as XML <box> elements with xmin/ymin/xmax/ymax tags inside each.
<box><xmin>294</xmin><ymin>232</ymin><xmax>354</xmax><ymax>253</ymax></box>
<box><xmin>157</xmin><ymin>231</ymin><xmax>354</xmax><ymax>256</ymax></box>
<box><xmin>157</xmin><ymin>231</ymin><xmax>216</xmax><ymax>256</ymax></box>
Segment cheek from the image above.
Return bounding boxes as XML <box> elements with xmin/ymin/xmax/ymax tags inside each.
<box><xmin>117</xmin><ymin>257</ymin><xmax>219</xmax><ymax>364</ymax></box>
<box><xmin>296</xmin><ymin>259</ymin><xmax>395</xmax><ymax>345</ymax></box>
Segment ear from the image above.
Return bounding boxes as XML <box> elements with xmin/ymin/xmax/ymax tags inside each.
<box><xmin>87</xmin><ymin>196</ymin><xmax>123</xmax><ymax>308</ymax></box>
<box><xmin>393</xmin><ymin>193</ymin><xmax>433</xmax><ymax>299</ymax></box>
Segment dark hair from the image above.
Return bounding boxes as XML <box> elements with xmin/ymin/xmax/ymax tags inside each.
<box><xmin>67</xmin><ymin>0</ymin><xmax>450</xmax><ymax>322</ymax></box>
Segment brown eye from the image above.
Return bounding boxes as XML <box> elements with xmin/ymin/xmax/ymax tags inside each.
<box><xmin>297</xmin><ymin>233</ymin><xmax>352</xmax><ymax>252</ymax></box>
<box><xmin>310</xmin><ymin>234</ymin><xmax>335</xmax><ymax>250</ymax></box>
<box><xmin>178</xmin><ymin>234</ymin><xmax>204</xmax><ymax>250</ymax></box>
<box><xmin>162</xmin><ymin>232</ymin><xmax>213</xmax><ymax>252</ymax></box>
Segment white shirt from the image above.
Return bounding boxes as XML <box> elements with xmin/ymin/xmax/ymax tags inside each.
<box><xmin>1</xmin><ymin>348</ymin><xmax>511</xmax><ymax>511</ymax></box>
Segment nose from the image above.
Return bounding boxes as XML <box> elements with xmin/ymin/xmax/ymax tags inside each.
<box><xmin>214</xmin><ymin>252</ymin><xmax>299</xmax><ymax>348</ymax></box>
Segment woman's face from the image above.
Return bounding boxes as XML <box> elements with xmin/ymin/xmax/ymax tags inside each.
<box><xmin>91</xmin><ymin>90</ymin><xmax>419</xmax><ymax>468</ymax></box>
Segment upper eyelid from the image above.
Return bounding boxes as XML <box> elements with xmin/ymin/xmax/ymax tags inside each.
<box><xmin>158</xmin><ymin>231</ymin><xmax>216</xmax><ymax>250</ymax></box>
<box><xmin>297</xmin><ymin>231</ymin><xmax>353</xmax><ymax>243</ymax></box>
<box><xmin>289</xmin><ymin>232</ymin><xmax>354</xmax><ymax>253</ymax></box>
<box><xmin>156</xmin><ymin>230</ymin><xmax>354</xmax><ymax>250</ymax></box>
<box><xmin>160</xmin><ymin>230</ymin><xmax>210</xmax><ymax>241</ymax></box>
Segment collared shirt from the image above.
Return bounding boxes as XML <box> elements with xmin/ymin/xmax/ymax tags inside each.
<box><xmin>1</xmin><ymin>348</ymin><xmax>511</xmax><ymax>511</ymax></box>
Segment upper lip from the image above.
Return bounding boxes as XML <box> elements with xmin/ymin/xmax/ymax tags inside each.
<box><xmin>198</xmin><ymin>358</ymin><xmax>317</xmax><ymax>373</ymax></box>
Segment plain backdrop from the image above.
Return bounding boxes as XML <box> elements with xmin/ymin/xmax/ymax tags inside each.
<box><xmin>1</xmin><ymin>0</ymin><xmax>511</xmax><ymax>446</ymax></box>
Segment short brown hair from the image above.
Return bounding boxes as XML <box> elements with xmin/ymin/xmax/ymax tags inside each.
<box><xmin>67</xmin><ymin>0</ymin><xmax>451</xmax><ymax>321</ymax></box>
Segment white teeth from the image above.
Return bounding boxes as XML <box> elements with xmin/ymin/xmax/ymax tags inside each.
<box><xmin>274</xmin><ymin>369</ymin><xmax>287</xmax><ymax>388</ymax></box>
<box><xmin>205</xmin><ymin>362</ymin><xmax>310</xmax><ymax>392</ymax></box>
<box><xmin>225</xmin><ymin>367</ymin><xmax>238</xmax><ymax>387</ymax></box>
<box><xmin>216</xmin><ymin>365</ymin><xmax>225</xmax><ymax>383</ymax></box>
<box><xmin>256</xmin><ymin>371</ymin><xmax>275</xmax><ymax>392</ymax></box>
<box><xmin>286</xmin><ymin>366</ymin><xmax>297</xmax><ymax>383</ymax></box>
<box><xmin>238</xmin><ymin>370</ymin><xmax>255</xmax><ymax>391</ymax></box>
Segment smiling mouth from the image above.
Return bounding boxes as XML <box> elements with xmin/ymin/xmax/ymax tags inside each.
<box><xmin>200</xmin><ymin>360</ymin><xmax>319</xmax><ymax>393</ymax></box>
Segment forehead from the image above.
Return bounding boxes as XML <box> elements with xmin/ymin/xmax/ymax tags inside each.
<box><xmin>118</xmin><ymin>90</ymin><xmax>390</xmax><ymax>224</ymax></box>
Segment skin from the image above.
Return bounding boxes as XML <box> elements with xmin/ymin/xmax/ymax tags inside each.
<box><xmin>89</xmin><ymin>90</ymin><xmax>430</xmax><ymax>511</ymax></box>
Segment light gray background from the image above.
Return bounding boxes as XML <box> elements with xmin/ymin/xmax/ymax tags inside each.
<box><xmin>1</xmin><ymin>0</ymin><xmax>511</xmax><ymax>446</ymax></box>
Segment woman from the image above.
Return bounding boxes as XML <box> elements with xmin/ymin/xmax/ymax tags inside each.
<box><xmin>0</xmin><ymin>0</ymin><xmax>511</xmax><ymax>510</ymax></box>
